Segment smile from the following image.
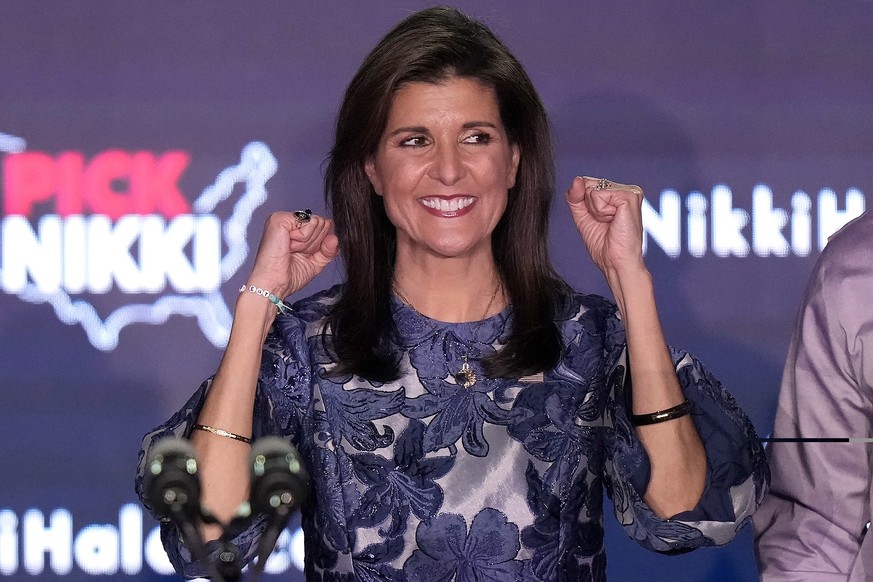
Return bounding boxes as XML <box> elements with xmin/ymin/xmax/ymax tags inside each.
<box><xmin>419</xmin><ymin>196</ymin><xmax>476</xmax><ymax>213</ymax></box>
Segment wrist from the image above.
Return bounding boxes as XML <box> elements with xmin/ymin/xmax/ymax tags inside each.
<box><xmin>240</xmin><ymin>283</ymin><xmax>292</xmax><ymax>310</ymax></box>
<box><xmin>606</xmin><ymin>266</ymin><xmax>654</xmax><ymax>319</ymax></box>
<box><xmin>233</xmin><ymin>291</ymin><xmax>281</xmax><ymax>339</ymax></box>
<box><xmin>611</xmin><ymin>261</ymin><xmax>651</xmax><ymax>284</ymax></box>
<box><xmin>245</xmin><ymin>275</ymin><xmax>290</xmax><ymax>299</ymax></box>
<box><xmin>611</xmin><ymin>264</ymin><xmax>652</xmax><ymax>292</ymax></box>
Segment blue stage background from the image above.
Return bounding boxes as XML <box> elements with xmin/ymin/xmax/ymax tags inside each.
<box><xmin>2</xmin><ymin>2</ymin><xmax>872</xmax><ymax>580</ymax></box>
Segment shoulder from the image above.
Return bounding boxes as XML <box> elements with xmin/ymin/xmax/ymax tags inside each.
<box><xmin>806</xmin><ymin>209</ymin><xmax>873</xmax><ymax>310</ymax></box>
<box><xmin>817</xmin><ymin>208</ymin><xmax>873</xmax><ymax>274</ymax></box>
<box><xmin>789</xmin><ymin>210</ymin><xmax>873</xmax><ymax>369</ymax></box>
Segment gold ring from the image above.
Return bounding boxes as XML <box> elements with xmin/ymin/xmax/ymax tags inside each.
<box><xmin>595</xmin><ymin>178</ymin><xmax>610</xmax><ymax>190</ymax></box>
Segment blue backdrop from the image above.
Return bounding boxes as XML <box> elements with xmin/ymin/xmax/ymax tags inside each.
<box><xmin>2</xmin><ymin>2</ymin><xmax>871</xmax><ymax>580</ymax></box>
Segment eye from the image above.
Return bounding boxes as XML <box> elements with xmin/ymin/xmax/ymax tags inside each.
<box><xmin>462</xmin><ymin>132</ymin><xmax>492</xmax><ymax>145</ymax></box>
<box><xmin>399</xmin><ymin>135</ymin><xmax>429</xmax><ymax>148</ymax></box>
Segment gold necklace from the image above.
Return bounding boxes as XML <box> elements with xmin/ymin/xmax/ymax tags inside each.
<box><xmin>393</xmin><ymin>281</ymin><xmax>501</xmax><ymax>389</ymax></box>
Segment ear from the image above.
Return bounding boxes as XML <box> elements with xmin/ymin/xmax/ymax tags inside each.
<box><xmin>506</xmin><ymin>144</ymin><xmax>521</xmax><ymax>189</ymax></box>
<box><xmin>364</xmin><ymin>157</ymin><xmax>383</xmax><ymax>196</ymax></box>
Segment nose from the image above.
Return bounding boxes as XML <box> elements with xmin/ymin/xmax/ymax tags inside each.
<box><xmin>428</xmin><ymin>142</ymin><xmax>466</xmax><ymax>185</ymax></box>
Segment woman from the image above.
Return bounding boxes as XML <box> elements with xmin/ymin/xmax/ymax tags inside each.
<box><xmin>136</xmin><ymin>7</ymin><xmax>768</xmax><ymax>581</ymax></box>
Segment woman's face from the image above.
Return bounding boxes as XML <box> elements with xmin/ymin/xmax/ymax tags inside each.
<box><xmin>365</xmin><ymin>76</ymin><xmax>520</xmax><ymax>262</ymax></box>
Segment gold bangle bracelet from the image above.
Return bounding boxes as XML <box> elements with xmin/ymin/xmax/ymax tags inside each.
<box><xmin>192</xmin><ymin>423</ymin><xmax>253</xmax><ymax>444</ymax></box>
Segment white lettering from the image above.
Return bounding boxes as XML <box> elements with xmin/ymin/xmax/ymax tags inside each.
<box><xmin>88</xmin><ymin>215</ymin><xmax>141</xmax><ymax>293</ymax></box>
<box><xmin>0</xmin><ymin>505</ymin><xmax>307</xmax><ymax>576</ymax></box>
<box><xmin>641</xmin><ymin>190</ymin><xmax>680</xmax><ymax>257</ymax></box>
<box><xmin>818</xmin><ymin>188</ymin><xmax>865</xmax><ymax>250</ymax></box>
<box><xmin>137</xmin><ymin>215</ymin><xmax>222</xmax><ymax>293</ymax></box>
<box><xmin>263</xmin><ymin>529</ymin><xmax>293</xmax><ymax>573</ymax></box>
<box><xmin>2</xmin><ymin>216</ymin><xmax>62</xmax><ymax>293</ymax></box>
<box><xmin>0</xmin><ymin>510</ymin><xmax>18</xmax><ymax>575</ymax></box>
<box><xmin>290</xmin><ymin>527</ymin><xmax>306</xmax><ymax>573</ymax></box>
<box><xmin>0</xmin><ymin>215</ymin><xmax>221</xmax><ymax>295</ymax></box>
<box><xmin>790</xmin><ymin>192</ymin><xmax>812</xmax><ymax>257</ymax></box>
<box><xmin>194</xmin><ymin>215</ymin><xmax>221</xmax><ymax>291</ymax></box>
<box><xmin>119</xmin><ymin>503</ymin><xmax>142</xmax><ymax>574</ymax></box>
<box><xmin>23</xmin><ymin>509</ymin><xmax>72</xmax><ymax>575</ymax></box>
<box><xmin>155</xmin><ymin>215</ymin><xmax>197</xmax><ymax>291</ymax></box>
<box><xmin>752</xmin><ymin>185</ymin><xmax>789</xmax><ymax>257</ymax></box>
<box><xmin>686</xmin><ymin>192</ymin><xmax>707</xmax><ymax>258</ymax></box>
<box><xmin>139</xmin><ymin>215</ymin><xmax>168</xmax><ymax>293</ymax></box>
<box><xmin>635</xmin><ymin>185</ymin><xmax>865</xmax><ymax>258</ymax></box>
<box><xmin>711</xmin><ymin>184</ymin><xmax>750</xmax><ymax>257</ymax></box>
<box><xmin>63</xmin><ymin>215</ymin><xmax>87</xmax><ymax>293</ymax></box>
<box><xmin>74</xmin><ymin>524</ymin><xmax>119</xmax><ymax>575</ymax></box>
<box><xmin>144</xmin><ymin>524</ymin><xmax>175</xmax><ymax>575</ymax></box>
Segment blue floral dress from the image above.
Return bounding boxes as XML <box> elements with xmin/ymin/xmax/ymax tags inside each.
<box><xmin>136</xmin><ymin>285</ymin><xmax>768</xmax><ymax>581</ymax></box>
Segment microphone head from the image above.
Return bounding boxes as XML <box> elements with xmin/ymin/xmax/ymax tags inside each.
<box><xmin>144</xmin><ymin>437</ymin><xmax>201</xmax><ymax>519</ymax></box>
<box><xmin>249</xmin><ymin>437</ymin><xmax>310</xmax><ymax>515</ymax></box>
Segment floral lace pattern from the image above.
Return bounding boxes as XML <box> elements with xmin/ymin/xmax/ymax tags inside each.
<box><xmin>135</xmin><ymin>285</ymin><xmax>769</xmax><ymax>581</ymax></box>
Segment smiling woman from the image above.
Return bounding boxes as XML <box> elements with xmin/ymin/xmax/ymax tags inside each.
<box><xmin>135</xmin><ymin>6</ymin><xmax>769</xmax><ymax>581</ymax></box>
<box><xmin>365</xmin><ymin>78</ymin><xmax>519</xmax><ymax>277</ymax></box>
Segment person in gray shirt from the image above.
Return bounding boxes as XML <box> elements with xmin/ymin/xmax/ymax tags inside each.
<box><xmin>755</xmin><ymin>208</ymin><xmax>873</xmax><ymax>581</ymax></box>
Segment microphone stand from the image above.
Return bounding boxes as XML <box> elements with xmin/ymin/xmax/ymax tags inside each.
<box><xmin>248</xmin><ymin>497</ymin><xmax>296</xmax><ymax>582</ymax></box>
<box><xmin>212</xmin><ymin>505</ymin><xmax>260</xmax><ymax>582</ymax></box>
<box><xmin>163</xmin><ymin>496</ymin><xmax>233</xmax><ymax>582</ymax></box>
<box><xmin>175</xmin><ymin>505</ymin><xmax>265</xmax><ymax>582</ymax></box>
<box><xmin>246</xmin><ymin>437</ymin><xmax>310</xmax><ymax>582</ymax></box>
<box><xmin>149</xmin><ymin>437</ymin><xmax>303</xmax><ymax>581</ymax></box>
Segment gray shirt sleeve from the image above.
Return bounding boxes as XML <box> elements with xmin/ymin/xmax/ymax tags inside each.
<box><xmin>754</xmin><ymin>209</ymin><xmax>873</xmax><ymax>580</ymax></box>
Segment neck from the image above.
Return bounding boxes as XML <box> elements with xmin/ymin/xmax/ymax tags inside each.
<box><xmin>393</xmin><ymin>250</ymin><xmax>505</xmax><ymax>323</ymax></box>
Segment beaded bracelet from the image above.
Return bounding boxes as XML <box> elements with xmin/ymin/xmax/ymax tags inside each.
<box><xmin>239</xmin><ymin>284</ymin><xmax>293</xmax><ymax>314</ymax></box>
<box><xmin>631</xmin><ymin>400</ymin><xmax>692</xmax><ymax>426</ymax></box>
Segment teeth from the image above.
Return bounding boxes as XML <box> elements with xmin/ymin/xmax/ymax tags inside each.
<box><xmin>421</xmin><ymin>197</ymin><xmax>474</xmax><ymax>212</ymax></box>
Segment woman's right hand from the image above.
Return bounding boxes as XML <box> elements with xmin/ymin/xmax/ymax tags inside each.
<box><xmin>246</xmin><ymin>211</ymin><xmax>340</xmax><ymax>299</ymax></box>
<box><xmin>192</xmin><ymin>211</ymin><xmax>338</xmax><ymax>534</ymax></box>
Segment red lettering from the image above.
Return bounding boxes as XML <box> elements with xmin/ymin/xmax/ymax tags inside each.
<box><xmin>3</xmin><ymin>152</ymin><xmax>56</xmax><ymax>215</ymax></box>
<box><xmin>84</xmin><ymin>150</ymin><xmax>132</xmax><ymax>220</ymax></box>
<box><xmin>2</xmin><ymin>149</ymin><xmax>192</xmax><ymax>218</ymax></box>
<box><xmin>130</xmin><ymin>151</ymin><xmax>191</xmax><ymax>218</ymax></box>
<box><xmin>131</xmin><ymin>152</ymin><xmax>157</xmax><ymax>214</ymax></box>
<box><xmin>56</xmin><ymin>152</ymin><xmax>85</xmax><ymax>215</ymax></box>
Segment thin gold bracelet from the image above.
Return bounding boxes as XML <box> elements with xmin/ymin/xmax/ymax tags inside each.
<box><xmin>192</xmin><ymin>424</ymin><xmax>253</xmax><ymax>444</ymax></box>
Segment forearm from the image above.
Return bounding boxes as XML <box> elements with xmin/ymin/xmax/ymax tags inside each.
<box><xmin>609</xmin><ymin>267</ymin><xmax>706</xmax><ymax>518</ymax></box>
<box><xmin>192</xmin><ymin>291</ymin><xmax>278</xmax><ymax>538</ymax></box>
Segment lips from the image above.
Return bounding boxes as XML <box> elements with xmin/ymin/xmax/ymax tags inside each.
<box><xmin>419</xmin><ymin>196</ymin><xmax>476</xmax><ymax>217</ymax></box>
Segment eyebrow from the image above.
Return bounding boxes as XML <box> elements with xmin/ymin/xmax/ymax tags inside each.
<box><xmin>385</xmin><ymin>121</ymin><xmax>499</xmax><ymax>138</ymax></box>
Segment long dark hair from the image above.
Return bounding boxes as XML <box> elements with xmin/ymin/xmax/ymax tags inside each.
<box><xmin>325</xmin><ymin>6</ymin><xmax>569</xmax><ymax>381</ymax></box>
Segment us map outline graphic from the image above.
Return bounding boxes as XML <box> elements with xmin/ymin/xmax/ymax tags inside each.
<box><xmin>0</xmin><ymin>131</ymin><xmax>277</xmax><ymax>350</ymax></box>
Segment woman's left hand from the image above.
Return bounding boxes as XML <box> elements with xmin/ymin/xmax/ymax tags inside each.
<box><xmin>566</xmin><ymin>175</ymin><xmax>647</xmax><ymax>277</ymax></box>
<box><xmin>567</xmin><ymin>176</ymin><xmax>706</xmax><ymax>516</ymax></box>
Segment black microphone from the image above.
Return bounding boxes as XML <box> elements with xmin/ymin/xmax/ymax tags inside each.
<box><xmin>144</xmin><ymin>437</ymin><xmax>202</xmax><ymax>522</ymax></box>
<box><xmin>247</xmin><ymin>437</ymin><xmax>310</xmax><ymax>582</ymax></box>
<box><xmin>144</xmin><ymin>438</ymin><xmax>229</xmax><ymax>582</ymax></box>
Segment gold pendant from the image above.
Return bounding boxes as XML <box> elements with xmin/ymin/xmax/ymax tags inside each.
<box><xmin>455</xmin><ymin>356</ymin><xmax>477</xmax><ymax>389</ymax></box>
